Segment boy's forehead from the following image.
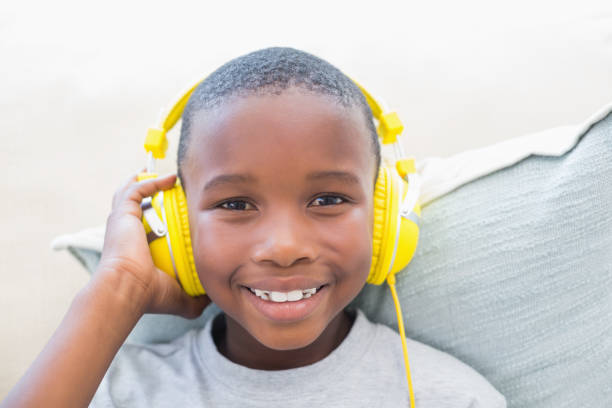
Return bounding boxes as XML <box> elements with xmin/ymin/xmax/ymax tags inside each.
<box><xmin>183</xmin><ymin>91</ymin><xmax>374</xmax><ymax>179</ymax></box>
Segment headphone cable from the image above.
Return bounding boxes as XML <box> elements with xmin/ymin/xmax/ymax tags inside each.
<box><xmin>387</xmin><ymin>273</ymin><xmax>416</xmax><ymax>408</ymax></box>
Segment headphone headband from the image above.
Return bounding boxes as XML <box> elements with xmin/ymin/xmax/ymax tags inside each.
<box><xmin>143</xmin><ymin>77</ymin><xmax>405</xmax><ymax>159</ymax></box>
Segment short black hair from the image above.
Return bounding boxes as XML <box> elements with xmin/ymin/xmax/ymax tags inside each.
<box><xmin>177</xmin><ymin>47</ymin><xmax>381</xmax><ymax>185</ymax></box>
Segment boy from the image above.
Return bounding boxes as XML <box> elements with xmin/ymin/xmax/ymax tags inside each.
<box><xmin>2</xmin><ymin>47</ymin><xmax>506</xmax><ymax>407</ymax></box>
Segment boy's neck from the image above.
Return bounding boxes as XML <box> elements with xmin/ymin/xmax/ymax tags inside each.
<box><xmin>212</xmin><ymin>309</ymin><xmax>355</xmax><ymax>370</ymax></box>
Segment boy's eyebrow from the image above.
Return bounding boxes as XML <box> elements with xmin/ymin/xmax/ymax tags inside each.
<box><xmin>203</xmin><ymin>173</ymin><xmax>256</xmax><ymax>192</ymax></box>
<box><xmin>306</xmin><ymin>170</ymin><xmax>360</xmax><ymax>185</ymax></box>
<box><xmin>203</xmin><ymin>171</ymin><xmax>360</xmax><ymax>192</ymax></box>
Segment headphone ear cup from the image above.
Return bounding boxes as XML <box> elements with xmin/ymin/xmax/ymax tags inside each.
<box><xmin>146</xmin><ymin>183</ymin><xmax>206</xmax><ymax>297</ymax></box>
<box><xmin>368</xmin><ymin>166</ymin><xmax>420</xmax><ymax>285</ymax></box>
<box><xmin>164</xmin><ymin>184</ymin><xmax>205</xmax><ymax>296</ymax></box>
<box><xmin>369</xmin><ymin>167</ymin><xmax>390</xmax><ymax>284</ymax></box>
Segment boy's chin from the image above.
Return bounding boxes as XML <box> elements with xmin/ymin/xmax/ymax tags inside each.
<box><xmin>245</xmin><ymin>308</ymin><xmax>351</xmax><ymax>353</ymax></box>
<box><xmin>249</xmin><ymin>321</ymin><xmax>326</xmax><ymax>351</ymax></box>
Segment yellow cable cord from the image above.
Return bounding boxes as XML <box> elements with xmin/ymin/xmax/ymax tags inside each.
<box><xmin>387</xmin><ymin>273</ymin><xmax>416</xmax><ymax>408</ymax></box>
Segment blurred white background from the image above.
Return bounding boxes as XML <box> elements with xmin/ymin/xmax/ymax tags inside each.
<box><xmin>1</xmin><ymin>0</ymin><xmax>611</xmax><ymax>398</ymax></box>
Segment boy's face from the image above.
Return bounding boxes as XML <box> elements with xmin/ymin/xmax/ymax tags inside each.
<box><xmin>182</xmin><ymin>89</ymin><xmax>376</xmax><ymax>351</ymax></box>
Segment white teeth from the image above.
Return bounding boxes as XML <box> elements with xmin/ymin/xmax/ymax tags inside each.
<box><xmin>248</xmin><ymin>286</ymin><xmax>320</xmax><ymax>302</ymax></box>
<box><xmin>287</xmin><ymin>290</ymin><xmax>303</xmax><ymax>301</ymax></box>
<box><xmin>269</xmin><ymin>291</ymin><xmax>288</xmax><ymax>302</ymax></box>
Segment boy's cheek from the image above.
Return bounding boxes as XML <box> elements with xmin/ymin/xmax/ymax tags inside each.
<box><xmin>190</xmin><ymin>215</ymin><xmax>251</xmax><ymax>261</ymax></box>
<box><xmin>322</xmin><ymin>209</ymin><xmax>373</xmax><ymax>277</ymax></box>
<box><xmin>189</xmin><ymin>226</ymin><xmax>243</xmax><ymax>294</ymax></box>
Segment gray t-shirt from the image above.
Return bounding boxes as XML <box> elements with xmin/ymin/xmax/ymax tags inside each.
<box><xmin>91</xmin><ymin>309</ymin><xmax>506</xmax><ymax>407</ymax></box>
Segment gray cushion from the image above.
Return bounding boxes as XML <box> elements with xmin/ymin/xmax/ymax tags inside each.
<box><xmin>352</xmin><ymin>111</ymin><xmax>612</xmax><ymax>407</ymax></box>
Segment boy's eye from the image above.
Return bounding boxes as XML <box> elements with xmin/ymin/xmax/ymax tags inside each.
<box><xmin>218</xmin><ymin>200</ymin><xmax>256</xmax><ymax>211</ymax></box>
<box><xmin>310</xmin><ymin>195</ymin><xmax>346</xmax><ymax>207</ymax></box>
<box><xmin>215</xmin><ymin>195</ymin><xmax>347</xmax><ymax>211</ymax></box>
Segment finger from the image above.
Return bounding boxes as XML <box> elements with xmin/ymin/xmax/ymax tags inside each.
<box><xmin>114</xmin><ymin>174</ymin><xmax>177</xmax><ymax>215</ymax></box>
<box><xmin>112</xmin><ymin>169</ymin><xmax>172</xmax><ymax>207</ymax></box>
<box><xmin>112</xmin><ymin>169</ymin><xmax>147</xmax><ymax>209</ymax></box>
<box><xmin>112</xmin><ymin>173</ymin><xmax>138</xmax><ymax>209</ymax></box>
<box><xmin>124</xmin><ymin>174</ymin><xmax>177</xmax><ymax>207</ymax></box>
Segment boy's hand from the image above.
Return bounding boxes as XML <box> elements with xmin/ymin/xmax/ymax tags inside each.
<box><xmin>0</xmin><ymin>173</ymin><xmax>210</xmax><ymax>408</ymax></box>
<box><xmin>96</xmin><ymin>172</ymin><xmax>210</xmax><ymax>319</ymax></box>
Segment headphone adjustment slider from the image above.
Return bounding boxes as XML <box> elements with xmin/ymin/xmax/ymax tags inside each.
<box><xmin>395</xmin><ymin>158</ymin><xmax>416</xmax><ymax>179</ymax></box>
<box><xmin>144</xmin><ymin>127</ymin><xmax>168</xmax><ymax>159</ymax></box>
<box><xmin>378</xmin><ymin>112</ymin><xmax>404</xmax><ymax>145</ymax></box>
<box><xmin>141</xmin><ymin>197</ymin><xmax>167</xmax><ymax>237</ymax></box>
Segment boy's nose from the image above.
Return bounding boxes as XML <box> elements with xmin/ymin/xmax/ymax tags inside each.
<box><xmin>250</xmin><ymin>213</ymin><xmax>317</xmax><ymax>268</ymax></box>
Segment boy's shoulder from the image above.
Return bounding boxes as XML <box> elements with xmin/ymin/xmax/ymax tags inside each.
<box><xmin>353</xmin><ymin>309</ymin><xmax>507</xmax><ymax>408</ymax></box>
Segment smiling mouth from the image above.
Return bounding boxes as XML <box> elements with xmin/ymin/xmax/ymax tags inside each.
<box><xmin>246</xmin><ymin>286</ymin><xmax>326</xmax><ymax>302</ymax></box>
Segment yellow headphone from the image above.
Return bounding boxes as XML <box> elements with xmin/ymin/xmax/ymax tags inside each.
<box><xmin>139</xmin><ymin>77</ymin><xmax>421</xmax><ymax>406</ymax></box>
